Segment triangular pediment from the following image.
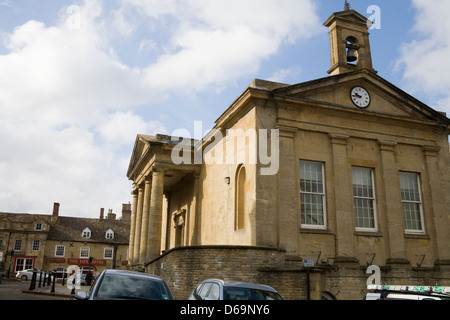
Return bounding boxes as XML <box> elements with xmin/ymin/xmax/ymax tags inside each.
<box><xmin>126</xmin><ymin>134</ymin><xmax>153</xmax><ymax>179</ymax></box>
<box><xmin>273</xmin><ymin>71</ymin><xmax>449</xmax><ymax>125</ymax></box>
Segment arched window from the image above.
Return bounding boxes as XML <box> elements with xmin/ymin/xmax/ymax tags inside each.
<box><xmin>235</xmin><ymin>164</ymin><xmax>246</xmax><ymax>230</ymax></box>
<box><xmin>346</xmin><ymin>36</ymin><xmax>359</xmax><ymax>66</ymax></box>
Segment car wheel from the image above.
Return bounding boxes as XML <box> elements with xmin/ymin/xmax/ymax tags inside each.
<box><xmin>21</xmin><ymin>275</ymin><xmax>28</xmax><ymax>281</ymax></box>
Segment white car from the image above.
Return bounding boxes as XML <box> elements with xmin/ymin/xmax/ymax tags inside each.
<box><xmin>16</xmin><ymin>269</ymin><xmax>41</xmax><ymax>281</ymax></box>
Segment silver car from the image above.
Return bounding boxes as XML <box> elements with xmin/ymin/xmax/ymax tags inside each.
<box><xmin>16</xmin><ymin>269</ymin><xmax>41</xmax><ymax>281</ymax></box>
<box><xmin>188</xmin><ymin>279</ymin><xmax>283</xmax><ymax>300</ymax></box>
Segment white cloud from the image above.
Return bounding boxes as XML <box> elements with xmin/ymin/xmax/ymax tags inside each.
<box><xmin>396</xmin><ymin>0</ymin><xmax>450</xmax><ymax>114</ymax></box>
<box><xmin>0</xmin><ymin>0</ymin><xmax>165</xmax><ymax>217</ymax></box>
<box><xmin>0</xmin><ymin>0</ymin><xmax>319</xmax><ymax>217</ymax></box>
<box><xmin>122</xmin><ymin>0</ymin><xmax>320</xmax><ymax>93</ymax></box>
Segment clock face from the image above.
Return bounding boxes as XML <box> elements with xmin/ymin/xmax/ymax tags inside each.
<box><xmin>351</xmin><ymin>86</ymin><xmax>371</xmax><ymax>108</ymax></box>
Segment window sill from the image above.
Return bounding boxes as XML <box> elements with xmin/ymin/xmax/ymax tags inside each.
<box><xmin>405</xmin><ymin>233</ymin><xmax>429</xmax><ymax>239</ymax></box>
<box><xmin>355</xmin><ymin>231</ymin><xmax>383</xmax><ymax>237</ymax></box>
<box><xmin>300</xmin><ymin>228</ymin><xmax>332</xmax><ymax>235</ymax></box>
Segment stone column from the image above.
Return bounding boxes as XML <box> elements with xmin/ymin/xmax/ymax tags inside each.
<box><xmin>146</xmin><ymin>169</ymin><xmax>165</xmax><ymax>262</ymax></box>
<box><xmin>128</xmin><ymin>190</ymin><xmax>138</xmax><ymax>265</ymax></box>
<box><xmin>133</xmin><ymin>185</ymin><xmax>144</xmax><ymax>264</ymax></box>
<box><xmin>423</xmin><ymin>146</ymin><xmax>450</xmax><ymax>264</ymax></box>
<box><xmin>139</xmin><ymin>176</ymin><xmax>152</xmax><ymax>264</ymax></box>
<box><xmin>189</xmin><ymin>173</ymin><xmax>201</xmax><ymax>246</ymax></box>
<box><xmin>329</xmin><ymin>133</ymin><xmax>357</xmax><ymax>262</ymax></box>
<box><xmin>277</xmin><ymin>125</ymin><xmax>299</xmax><ymax>254</ymax></box>
<box><xmin>378</xmin><ymin>140</ymin><xmax>408</xmax><ymax>264</ymax></box>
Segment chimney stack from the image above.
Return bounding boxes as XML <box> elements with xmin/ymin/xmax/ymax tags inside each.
<box><xmin>120</xmin><ymin>203</ymin><xmax>132</xmax><ymax>221</ymax></box>
<box><xmin>100</xmin><ymin>208</ymin><xmax>104</xmax><ymax>221</ymax></box>
<box><xmin>52</xmin><ymin>203</ymin><xmax>60</xmax><ymax>222</ymax></box>
<box><xmin>107</xmin><ymin>209</ymin><xmax>116</xmax><ymax>220</ymax></box>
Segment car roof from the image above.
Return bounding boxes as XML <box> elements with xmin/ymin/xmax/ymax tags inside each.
<box><xmin>201</xmin><ymin>279</ymin><xmax>278</xmax><ymax>292</ymax></box>
<box><xmin>102</xmin><ymin>269</ymin><xmax>165</xmax><ymax>281</ymax></box>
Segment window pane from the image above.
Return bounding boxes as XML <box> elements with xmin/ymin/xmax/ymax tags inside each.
<box><xmin>80</xmin><ymin>247</ymin><xmax>90</xmax><ymax>258</ymax></box>
<box><xmin>403</xmin><ymin>202</ymin><xmax>422</xmax><ymax>231</ymax></box>
<box><xmin>32</xmin><ymin>240</ymin><xmax>40</xmax><ymax>251</ymax></box>
<box><xmin>300</xmin><ymin>161</ymin><xmax>326</xmax><ymax>227</ymax></box>
<box><xmin>352</xmin><ymin>167</ymin><xmax>376</xmax><ymax>230</ymax></box>
<box><xmin>301</xmin><ymin>194</ymin><xmax>324</xmax><ymax>225</ymax></box>
<box><xmin>55</xmin><ymin>245</ymin><xmax>65</xmax><ymax>257</ymax></box>
<box><xmin>300</xmin><ymin>161</ymin><xmax>324</xmax><ymax>193</ymax></box>
<box><xmin>14</xmin><ymin>239</ymin><xmax>22</xmax><ymax>251</ymax></box>
<box><xmin>400</xmin><ymin>173</ymin><xmax>420</xmax><ymax>202</ymax></box>
<box><xmin>352</xmin><ymin>167</ymin><xmax>373</xmax><ymax>198</ymax></box>
<box><xmin>400</xmin><ymin>173</ymin><xmax>423</xmax><ymax>232</ymax></box>
<box><xmin>25</xmin><ymin>259</ymin><xmax>33</xmax><ymax>269</ymax></box>
<box><xmin>354</xmin><ymin>198</ymin><xmax>375</xmax><ymax>229</ymax></box>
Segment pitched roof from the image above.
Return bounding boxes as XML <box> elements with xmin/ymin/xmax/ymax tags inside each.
<box><xmin>47</xmin><ymin>216</ymin><xmax>130</xmax><ymax>244</ymax></box>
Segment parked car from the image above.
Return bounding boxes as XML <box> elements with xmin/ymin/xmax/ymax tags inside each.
<box><xmin>16</xmin><ymin>269</ymin><xmax>41</xmax><ymax>281</ymax></box>
<box><xmin>75</xmin><ymin>269</ymin><xmax>175</xmax><ymax>300</ymax></box>
<box><xmin>188</xmin><ymin>279</ymin><xmax>283</xmax><ymax>300</ymax></box>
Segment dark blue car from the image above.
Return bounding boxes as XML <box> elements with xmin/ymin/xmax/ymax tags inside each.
<box><xmin>75</xmin><ymin>269</ymin><xmax>174</xmax><ymax>300</ymax></box>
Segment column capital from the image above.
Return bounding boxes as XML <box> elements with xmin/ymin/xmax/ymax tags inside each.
<box><xmin>151</xmin><ymin>165</ymin><xmax>166</xmax><ymax>173</ymax></box>
<box><xmin>378</xmin><ymin>139</ymin><xmax>397</xmax><ymax>152</ymax></box>
<box><xmin>275</xmin><ymin>124</ymin><xmax>297</xmax><ymax>138</ymax></box>
<box><xmin>329</xmin><ymin>133</ymin><xmax>349</xmax><ymax>145</ymax></box>
<box><xmin>422</xmin><ymin>145</ymin><xmax>441</xmax><ymax>157</ymax></box>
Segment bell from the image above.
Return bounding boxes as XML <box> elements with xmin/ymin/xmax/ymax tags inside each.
<box><xmin>347</xmin><ymin>48</ymin><xmax>357</xmax><ymax>62</ymax></box>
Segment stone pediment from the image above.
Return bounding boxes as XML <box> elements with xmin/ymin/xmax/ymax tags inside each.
<box><xmin>273</xmin><ymin>71</ymin><xmax>450</xmax><ymax>125</ymax></box>
<box><xmin>126</xmin><ymin>134</ymin><xmax>154</xmax><ymax>179</ymax></box>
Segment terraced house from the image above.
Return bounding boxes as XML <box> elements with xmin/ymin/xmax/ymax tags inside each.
<box><xmin>127</xmin><ymin>7</ymin><xmax>450</xmax><ymax>300</ymax></box>
<box><xmin>0</xmin><ymin>203</ymin><xmax>130</xmax><ymax>277</ymax></box>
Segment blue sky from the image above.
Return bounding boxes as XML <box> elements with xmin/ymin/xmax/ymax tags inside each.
<box><xmin>0</xmin><ymin>0</ymin><xmax>448</xmax><ymax>217</ymax></box>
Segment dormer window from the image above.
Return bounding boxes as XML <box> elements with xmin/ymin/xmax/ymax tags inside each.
<box><xmin>105</xmin><ymin>229</ymin><xmax>114</xmax><ymax>240</ymax></box>
<box><xmin>82</xmin><ymin>228</ymin><xmax>91</xmax><ymax>239</ymax></box>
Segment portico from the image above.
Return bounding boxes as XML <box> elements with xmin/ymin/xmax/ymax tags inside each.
<box><xmin>127</xmin><ymin>134</ymin><xmax>200</xmax><ymax>267</ymax></box>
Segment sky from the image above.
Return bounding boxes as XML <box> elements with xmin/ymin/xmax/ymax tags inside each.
<box><xmin>0</xmin><ymin>0</ymin><xmax>449</xmax><ymax>218</ymax></box>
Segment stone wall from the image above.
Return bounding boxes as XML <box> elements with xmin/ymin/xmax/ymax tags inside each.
<box><xmin>146</xmin><ymin>245</ymin><xmax>286</xmax><ymax>300</ymax></box>
<box><xmin>145</xmin><ymin>245</ymin><xmax>450</xmax><ymax>300</ymax></box>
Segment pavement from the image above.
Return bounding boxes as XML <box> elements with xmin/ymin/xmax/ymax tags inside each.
<box><xmin>21</xmin><ymin>279</ymin><xmax>88</xmax><ymax>299</ymax></box>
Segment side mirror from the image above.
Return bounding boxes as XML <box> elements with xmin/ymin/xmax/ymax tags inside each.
<box><xmin>75</xmin><ymin>291</ymin><xmax>88</xmax><ymax>300</ymax></box>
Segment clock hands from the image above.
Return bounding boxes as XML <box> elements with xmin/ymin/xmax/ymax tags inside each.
<box><xmin>352</xmin><ymin>93</ymin><xmax>362</xmax><ymax>99</ymax></box>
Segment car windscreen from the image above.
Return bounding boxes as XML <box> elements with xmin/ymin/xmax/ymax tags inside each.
<box><xmin>223</xmin><ymin>286</ymin><xmax>283</xmax><ymax>300</ymax></box>
<box><xmin>96</xmin><ymin>274</ymin><xmax>171</xmax><ymax>300</ymax></box>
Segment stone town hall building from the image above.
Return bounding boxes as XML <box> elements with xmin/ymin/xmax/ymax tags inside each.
<box><xmin>126</xmin><ymin>8</ymin><xmax>450</xmax><ymax>300</ymax></box>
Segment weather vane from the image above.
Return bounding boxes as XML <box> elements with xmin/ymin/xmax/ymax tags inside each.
<box><xmin>344</xmin><ymin>0</ymin><xmax>351</xmax><ymax>11</ymax></box>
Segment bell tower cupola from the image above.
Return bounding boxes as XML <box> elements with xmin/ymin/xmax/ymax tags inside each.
<box><xmin>324</xmin><ymin>1</ymin><xmax>377</xmax><ymax>76</ymax></box>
